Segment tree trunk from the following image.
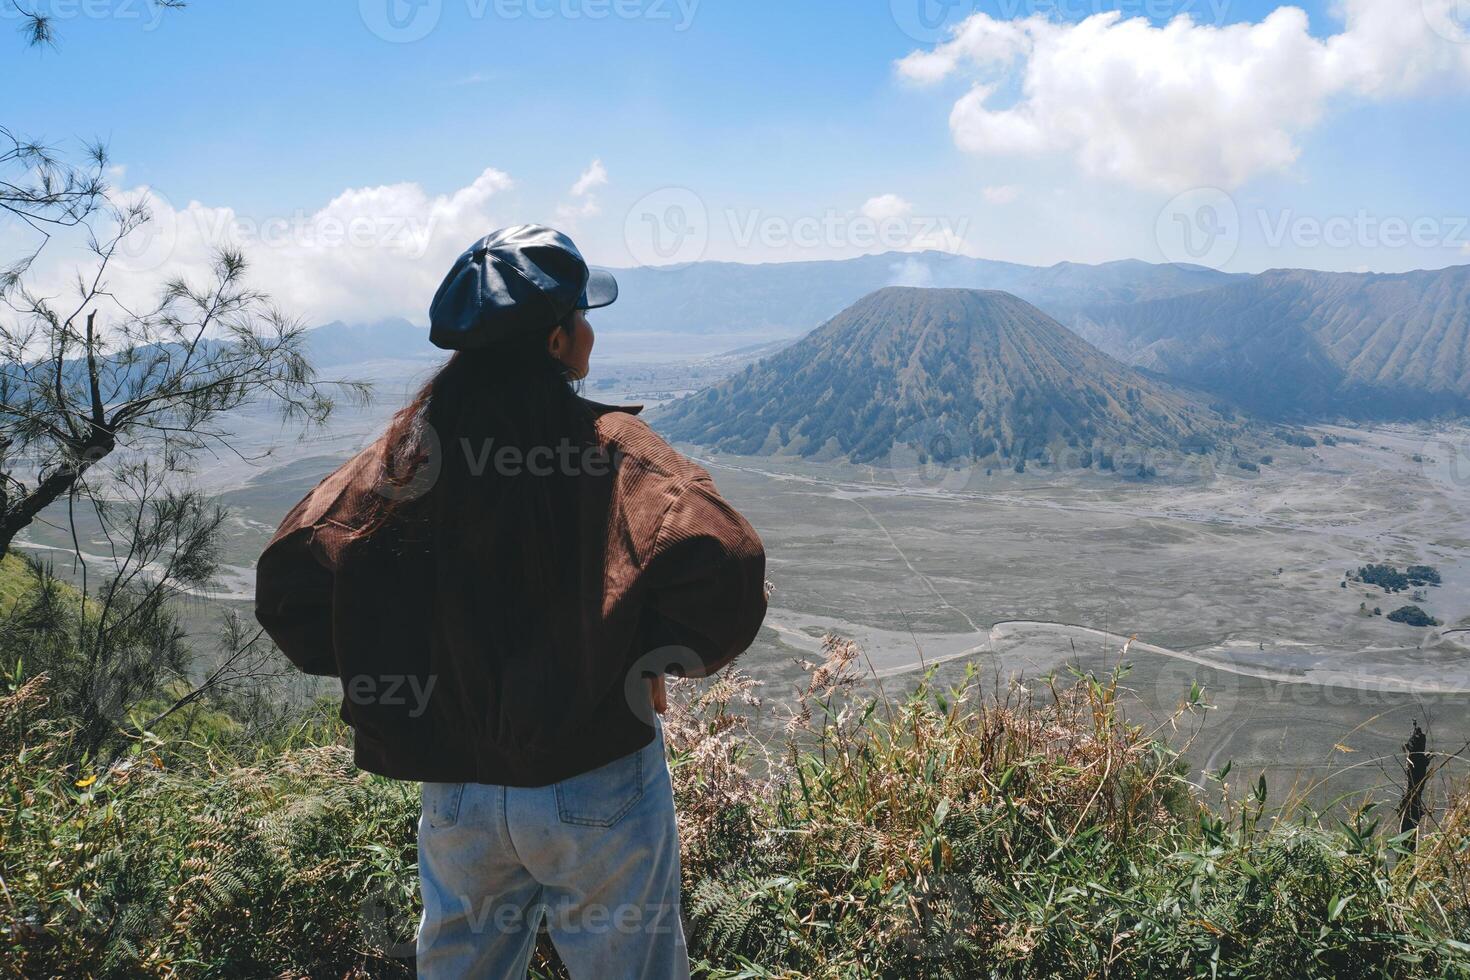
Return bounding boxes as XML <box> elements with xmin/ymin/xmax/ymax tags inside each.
<box><xmin>0</xmin><ymin>453</ymin><xmax>97</xmax><ymax>558</ymax></box>
<box><xmin>1399</xmin><ymin>721</ymin><xmax>1429</xmax><ymax>846</ymax></box>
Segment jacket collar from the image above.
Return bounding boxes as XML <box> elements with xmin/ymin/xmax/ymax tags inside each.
<box><xmin>579</xmin><ymin>397</ymin><xmax>643</xmax><ymax>417</ymax></box>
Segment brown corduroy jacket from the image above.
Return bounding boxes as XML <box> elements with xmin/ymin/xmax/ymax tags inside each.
<box><xmin>254</xmin><ymin>401</ymin><xmax>766</xmax><ymax>786</ymax></box>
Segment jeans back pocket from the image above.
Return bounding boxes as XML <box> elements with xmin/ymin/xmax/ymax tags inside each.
<box><xmin>554</xmin><ymin>745</ymin><xmax>645</xmax><ymax>828</ymax></box>
<box><xmin>422</xmin><ymin>782</ymin><xmax>465</xmax><ymax>831</ymax></box>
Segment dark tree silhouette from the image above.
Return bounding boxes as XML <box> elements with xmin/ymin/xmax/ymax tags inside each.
<box><xmin>7</xmin><ymin>0</ymin><xmax>185</xmax><ymax>48</ymax></box>
<box><xmin>0</xmin><ymin>212</ymin><xmax>364</xmax><ymax>556</ymax></box>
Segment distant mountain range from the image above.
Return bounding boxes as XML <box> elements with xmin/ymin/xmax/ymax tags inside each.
<box><xmin>302</xmin><ymin>317</ymin><xmax>434</xmax><ymax>369</ymax></box>
<box><xmin>594</xmin><ymin>252</ymin><xmax>1240</xmax><ymax>337</ymax></box>
<box><xmin>1074</xmin><ymin>265</ymin><xmax>1470</xmax><ymax>419</ymax></box>
<box><xmin>297</xmin><ymin>253</ymin><xmax>1240</xmax><ymax>360</ymax></box>
<box><xmin>652</xmin><ymin>287</ymin><xmax>1239</xmax><ymax>467</ymax></box>
<box><xmin>297</xmin><ymin>255</ymin><xmax>1470</xmax><ymax>425</ymax></box>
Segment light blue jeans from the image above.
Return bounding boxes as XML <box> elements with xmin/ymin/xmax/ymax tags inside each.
<box><xmin>416</xmin><ymin>726</ymin><xmax>690</xmax><ymax>979</ymax></box>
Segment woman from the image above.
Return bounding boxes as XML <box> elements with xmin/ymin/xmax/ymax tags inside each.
<box><xmin>254</xmin><ymin>225</ymin><xmax>768</xmax><ymax>978</ymax></box>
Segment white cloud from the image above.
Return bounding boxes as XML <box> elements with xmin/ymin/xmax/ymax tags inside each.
<box><xmin>888</xmin><ymin>256</ymin><xmax>936</xmax><ymax>286</ymax></box>
<box><xmin>905</xmin><ymin>221</ymin><xmax>973</xmax><ymax>254</ymax></box>
<box><xmin>860</xmin><ymin>193</ymin><xmax>913</xmax><ymax>221</ymax></box>
<box><xmin>854</xmin><ymin>194</ymin><xmax>972</xmax><ymax>253</ymax></box>
<box><xmin>23</xmin><ymin>168</ymin><xmax>516</xmax><ymax>326</ymax></box>
<box><xmin>982</xmin><ymin>184</ymin><xmax>1020</xmax><ymax>205</ymax></box>
<box><xmin>570</xmin><ymin>159</ymin><xmax>608</xmax><ymax>197</ymax></box>
<box><xmin>555</xmin><ymin>196</ymin><xmax>602</xmax><ymax>222</ymax></box>
<box><xmin>896</xmin><ymin>2</ymin><xmax>1470</xmax><ymax>190</ymax></box>
<box><xmin>896</xmin><ymin>13</ymin><xmax>1030</xmax><ymax>85</ymax></box>
<box><xmin>556</xmin><ymin>159</ymin><xmax>608</xmax><ymax>228</ymax></box>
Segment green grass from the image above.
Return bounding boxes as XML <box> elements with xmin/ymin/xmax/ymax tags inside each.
<box><xmin>0</xmin><ymin>551</ymin><xmax>85</xmax><ymax>616</ymax></box>
<box><xmin>2</xmin><ymin>631</ymin><xmax>1467</xmax><ymax>978</ymax></box>
<box><xmin>0</xmin><ymin>553</ymin><xmax>38</xmax><ymax>614</ymax></box>
<box><xmin>664</xmin><ymin>644</ymin><xmax>1470</xmax><ymax>978</ymax></box>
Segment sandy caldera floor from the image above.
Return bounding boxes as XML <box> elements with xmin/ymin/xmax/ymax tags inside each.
<box><xmin>701</xmin><ymin>423</ymin><xmax>1470</xmax><ymax>804</ymax></box>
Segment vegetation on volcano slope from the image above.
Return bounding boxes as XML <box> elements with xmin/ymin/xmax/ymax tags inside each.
<box><xmin>654</xmin><ymin>287</ymin><xmax>1246</xmax><ymax>470</ymax></box>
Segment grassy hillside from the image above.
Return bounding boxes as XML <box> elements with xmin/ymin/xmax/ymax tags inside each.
<box><xmin>0</xmin><ymin>552</ymin><xmax>82</xmax><ymax>616</ymax></box>
<box><xmin>2</xmin><ymin>636</ymin><xmax>1466</xmax><ymax>978</ymax></box>
<box><xmin>0</xmin><ymin>553</ymin><xmax>35</xmax><ymax>613</ymax></box>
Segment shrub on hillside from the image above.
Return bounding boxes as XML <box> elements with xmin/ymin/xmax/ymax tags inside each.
<box><xmin>664</xmin><ymin>641</ymin><xmax>1470</xmax><ymax>977</ymax></box>
<box><xmin>1388</xmin><ymin>605</ymin><xmax>1440</xmax><ymax>628</ymax></box>
<box><xmin>2</xmin><ymin>640</ymin><xmax>1469</xmax><ymax>978</ymax></box>
<box><xmin>0</xmin><ymin>672</ymin><xmax>421</xmax><ymax>979</ymax></box>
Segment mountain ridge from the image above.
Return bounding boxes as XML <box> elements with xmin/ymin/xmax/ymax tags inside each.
<box><xmin>651</xmin><ymin>286</ymin><xmax>1242</xmax><ymax>467</ymax></box>
<box><xmin>1075</xmin><ymin>264</ymin><xmax>1470</xmax><ymax>418</ymax></box>
<box><xmin>593</xmin><ymin>251</ymin><xmax>1242</xmax><ymax>337</ymax></box>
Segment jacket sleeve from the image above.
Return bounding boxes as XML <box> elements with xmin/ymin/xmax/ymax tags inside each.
<box><xmin>254</xmin><ymin>496</ymin><xmax>338</xmax><ymax>677</ymax></box>
<box><xmin>641</xmin><ymin>475</ymin><xmax>767</xmax><ymax>678</ymax></box>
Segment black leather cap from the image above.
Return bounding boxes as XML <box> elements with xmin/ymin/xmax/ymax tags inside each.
<box><xmin>428</xmin><ymin>225</ymin><xmax>619</xmax><ymax>351</ymax></box>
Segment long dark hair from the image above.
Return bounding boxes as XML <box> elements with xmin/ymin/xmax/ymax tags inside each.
<box><xmin>364</xmin><ymin>325</ymin><xmax>597</xmax><ymax>642</ymax></box>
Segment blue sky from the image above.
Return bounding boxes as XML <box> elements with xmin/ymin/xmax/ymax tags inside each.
<box><xmin>8</xmin><ymin>0</ymin><xmax>1470</xmax><ymax>323</ymax></box>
